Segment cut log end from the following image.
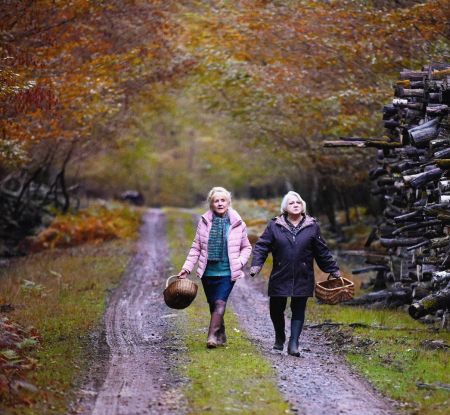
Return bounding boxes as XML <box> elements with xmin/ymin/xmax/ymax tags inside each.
<box><xmin>409</xmin><ymin>303</ymin><xmax>424</xmax><ymax>319</ymax></box>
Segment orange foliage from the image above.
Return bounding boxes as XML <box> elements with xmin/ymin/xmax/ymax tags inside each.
<box><xmin>180</xmin><ymin>0</ymin><xmax>450</xmax><ymax>184</ymax></box>
<box><xmin>21</xmin><ymin>204</ymin><xmax>141</xmax><ymax>253</ymax></box>
<box><xmin>1</xmin><ymin>0</ymin><xmax>190</xmax><ymax>166</ymax></box>
<box><xmin>2</xmin><ymin>0</ymin><xmax>449</xmax><ymax>191</ymax></box>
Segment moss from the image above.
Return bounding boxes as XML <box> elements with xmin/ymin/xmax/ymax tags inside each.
<box><xmin>306</xmin><ymin>297</ymin><xmax>450</xmax><ymax>414</ymax></box>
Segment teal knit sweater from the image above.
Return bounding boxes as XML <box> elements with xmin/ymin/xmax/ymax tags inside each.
<box><xmin>204</xmin><ymin>221</ymin><xmax>230</xmax><ymax>276</ymax></box>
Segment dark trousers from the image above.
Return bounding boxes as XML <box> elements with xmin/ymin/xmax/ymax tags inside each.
<box><xmin>270</xmin><ymin>296</ymin><xmax>308</xmax><ymax>337</ymax></box>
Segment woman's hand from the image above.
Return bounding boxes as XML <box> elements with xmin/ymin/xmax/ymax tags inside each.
<box><xmin>249</xmin><ymin>266</ymin><xmax>261</xmax><ymax>278</ymax></box>
<box><xmin>178</xmin><ymin>270</ymin><xmax>188</xmax><ymax>279</ymax></box>
<box><xmin>330</xmin><ymin>271</ymin><xmax>341</xmax><ymax>279</ymax></box>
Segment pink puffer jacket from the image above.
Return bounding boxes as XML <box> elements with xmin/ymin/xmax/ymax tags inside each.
<box><xmin>182</xmin><ymin>208</ymin><xmax>252</xmax><ymax>281</ymax></box>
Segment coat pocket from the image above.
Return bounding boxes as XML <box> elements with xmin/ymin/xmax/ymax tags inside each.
<box><xmin>299</xmin><ymin>261</ymin><xmax>313</xmax><ymax>279</ymax></box>
<box><xmin>270</xmin><ymin>262</ymin><xmax>288</xmax><ymax>280</ymax></box>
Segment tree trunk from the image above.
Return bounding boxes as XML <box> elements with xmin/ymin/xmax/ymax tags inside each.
<box><xmin>322</xmin><ymin>179</ymin><xmax>337</xmax><ymax>232</ymax></box>
<box><xmin>412</xmin><ymin>282</ymin><xmax>432</xmax><ymax>300</ymax></box>
<box><xmin>409</xmin><ymin>127</ymin><xmax>438</xmax><ymax>146</ymax></box>
<box><xmin>409</xmin><ymin>168</ymin><xmax>442</xmax><ymax>188</ymax></box>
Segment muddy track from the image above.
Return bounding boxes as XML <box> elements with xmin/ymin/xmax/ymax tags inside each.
<box><xmin>72</xmin><ymin>209</ymin><xmax>186</xmax><ymax>415</ymax></box>
<box><xmin>231</xmin><ymin>277</ymin><xmax>398</xmax><ymax>415</ymax></box>
<box><xmin>72</xmin><ymin>209</ymin><xmax>397</xmax><ymax>415</ymax></box>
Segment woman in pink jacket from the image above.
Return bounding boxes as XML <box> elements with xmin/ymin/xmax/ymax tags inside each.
<box><xmin>178</xmin><ymin>187</ymin><xmax>252</xmax><ymax>348</ymax></box>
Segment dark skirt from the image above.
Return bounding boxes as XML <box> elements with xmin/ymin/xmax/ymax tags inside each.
<box><xmin>201</xmin><ymin>275</ymin><xmax>235</xmax><ymax>303</ymax></box>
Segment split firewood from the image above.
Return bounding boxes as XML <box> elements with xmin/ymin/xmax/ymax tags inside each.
<box><xmin>324</xmin><ymin>62</ymin><xmax>450</xmax><ymax>323</ymax></box>
<box><xmin>409</xmin><ymin>284</ymin><xmax>450</xmax><ymax>319</ymax></box>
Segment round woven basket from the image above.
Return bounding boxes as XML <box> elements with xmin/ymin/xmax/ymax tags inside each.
<box><xmin>315</xmin><ymin>275</ymin><xmax>354</xmax><ymax>305</ymax></box>
<box><xmin>163</xmin><ymin>275</ymin><xmax>198</xmax><ymax>309</ymax></box>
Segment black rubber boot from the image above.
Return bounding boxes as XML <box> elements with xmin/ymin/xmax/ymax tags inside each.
<box><xmin>273</xmin><ymin>336</ymin><xmax>285</xmax><ymax>350</ymax></box>
<box><xmin>270</xmin><ymin>301</ymin><xmax>286</xmax><ymax>351</ymax></box>
<box><xmin>287</xmin><ymin>320</ymin><xmax>303</xmax><ymax>357</ymax></box>
<box><xmin>273</xmin><ymin>324</ymin><xmax>286</xmax><ymax>351</ymax></box>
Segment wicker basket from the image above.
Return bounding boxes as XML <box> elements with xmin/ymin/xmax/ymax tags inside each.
<box><xmin>315</xmin><ymin>275</ymin><xmax>354</xmax><ymax>305</ymax></box>
<box><xmin>163</xmin><ymin>275</ymin><xmax>198</xmax><ymax>309</ymax></box>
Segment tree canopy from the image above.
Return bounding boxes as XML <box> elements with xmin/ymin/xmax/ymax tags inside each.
<box><xmin>1</xmin><ymin>0</ymin><xmax>187</xmax><ymax>166</ymax></box>
<box><xmin>1</xmin><ymin>0</ymin><xmax>449</xmax><ymax>206</ymax></box>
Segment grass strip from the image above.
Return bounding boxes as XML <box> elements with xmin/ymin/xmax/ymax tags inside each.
<box><xmin>254</xmin><ymin>262</ymin><xmax>450</xmax><ymax>415</ymax></box>
<box><xmin>307</xmin><ymin>298</ymin><xmax>450</xmax><ymax>415</ymax></box>
<box><xmin>0</xmin><ymin>239</ymin><xmax>136</xmax><ymax>414</ymax></box>
<box><xmin>164</xmin><ymin>208</ymin><xmax>291</xmax><ymax>415</ymax></box>
<box><xmin>234</xmin><ymin>199</ymin><xmax>449</xmax><ymax>415</ymax></box>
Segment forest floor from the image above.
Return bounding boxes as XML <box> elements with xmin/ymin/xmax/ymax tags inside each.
<box><xmin>71</xmin><ymin>209</ymin><xmax>398</xmax><ymax>415</ymax></box>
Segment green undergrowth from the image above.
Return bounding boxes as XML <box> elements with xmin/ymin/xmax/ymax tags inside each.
<box><xmin>164</xmin><ymin>208</ymin><xmax>291</xmax><ymax>415</ymax></box>
<box><xmin>0</xmin><ymin>240</ymin><xmax>136</xmax><ymax>414</ymax></box>
<box><xmin>307</xmin><ymin>301</ymin><xmax>450</xmax><ymax>415</ymax></box>
<box><xmin>234</xmin><ymin>200</ymin><xmax>449</xmax><ymax>415</ymax></box>
<box><xmin>255</xmin><ymin>261</ymin><xmax>449</xmax><ymax>414</ymax></box>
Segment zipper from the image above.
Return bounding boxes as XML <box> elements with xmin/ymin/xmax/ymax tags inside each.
<box><xmin>291</xmin><ymin>237</ymin><xmax>295</xmax><ymax>295</ymax></box>
<box><xmin>291</xmin><ymin>258</ymin><xmax>295</xmax><ymax>296</ymax></box>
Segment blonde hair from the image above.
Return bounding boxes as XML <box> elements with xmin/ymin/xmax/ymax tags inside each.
<box><xmin>280</xmin><ymin>191</ymin><xmax>306</xmax><ymax>214</ymax></box>
<box><xmin>207</xmin><ymin>186</ymin><xmax>232</xmax><ymax>208</ymax></box>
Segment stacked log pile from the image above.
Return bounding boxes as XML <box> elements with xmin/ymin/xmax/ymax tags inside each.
<box><xmin>324</xmin><ymin>63</ymin><xmax>450</xmax><ymax>326</ymax></box>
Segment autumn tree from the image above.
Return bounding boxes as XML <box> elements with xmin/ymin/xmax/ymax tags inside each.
<box><xmin>2</xmin><ymin>0</ymin><xmax>450</xmax><ymax>246</ymax></box>
<box><xmin>0</xmin><ymin>0</ymin><xmax>191</xmax><ymax>251</ymax></box>
<box><xmin>175</xmin><ymin>0</ymin><xmax>450</xmax><ymax>217</ymax></box>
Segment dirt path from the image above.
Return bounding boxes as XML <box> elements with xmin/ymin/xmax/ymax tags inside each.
<box><xmin>72</xmin><ymin>209</ymin><xmax>186</xmax><ymax>415</ymax></box>
<box><xmin>72</xmin><ymin>209</ymin><xmax>397</xmax><ymax>415</ymax></box>
<box><xmin>231</xmin><ymin>277</ymin><xmax>398</xmax><ymax>415</ymax></box>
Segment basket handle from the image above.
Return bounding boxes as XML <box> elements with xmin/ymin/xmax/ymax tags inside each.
<box><xmin>166</xmin><ymin>275</ymin><xmax>180</xmax><ymax>288</ymax></box>
<box><xmin>328</xmin><ymin>274</ymin><xmax>345</xmax><ymax>286</ymax></box>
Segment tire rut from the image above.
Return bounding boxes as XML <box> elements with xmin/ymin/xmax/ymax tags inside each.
<box><xmin>72</xmin><ymin>208</ymin><xmax>398</xmax><ymax>415</ymax></box>
<box><xmin>72</xmin><ymin>209</ymin><xmax>187</xmax><ymax>415</ymax></box>
<box><xmin>231</xmin><ymin>277</ymin><xmax>398</xmax><ymax>415</ymax></box>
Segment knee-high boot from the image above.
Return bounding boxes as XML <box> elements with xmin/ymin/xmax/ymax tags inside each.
<box><xmin>209</xmin><ymin>301</ymin><xmax>227</xmax><ymax>346</ymax></box>
<box><xmin>207</xmin><ymin>313</ymin><xmax>223</xmax><ymax>348</ymax></box>
<box><xmin>207</xmin><ymin>300</ymin><xmax>226</xmax><ymax>349</ymax></box>
<box><xmin>271</xmin><ymin>316</ymin><xmax>286</xmax><ymax>350</ymax></box>
<box><xmin>287</xmin><ymin>320</ymin><xmax>303</xmax><ymax>357</ymax></box>
<box><xmin>217</xmin><ymin>320</ymin><xmax>227</xmax><ymax>346</ymax></box>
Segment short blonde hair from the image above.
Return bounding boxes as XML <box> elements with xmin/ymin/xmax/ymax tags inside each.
<box><xmin>280</xmin><ymin>191</ymin><xmax>306</xmax><ymax>214</ymax></box>
<box><xmin>207</xmin><ymin>186</ymin><xmax>232</xmax><ymax>208</ymax></box>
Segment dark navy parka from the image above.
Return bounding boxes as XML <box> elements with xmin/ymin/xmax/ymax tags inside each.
<box><xmin>251</xmin><ymin>215</ymin><xmax>339</xmax><ymax>297</ymax></box>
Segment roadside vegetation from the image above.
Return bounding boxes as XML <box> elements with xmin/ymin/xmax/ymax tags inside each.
<box><xmin>0</xmin><ymin>203</ymin><xmax>140</xmax><ymax>414</ymax></box>
<box><xmin>1</xmin><ymin>199</ymin><xmax>448</xmax><ymax>414</ymax></box>
<box><xmin>236</xmin><ymin>199</ymin><xmax>450</xmax><ymax>415</ymax></box>
<box><xmin>301</xmin><ymin>266</ymin><xmax>449</xmax><ymax>415</ymax></box>
<box><xmin>164</xmin><ymin>208</ymin><xmax>291</xmax><ymax>415</ymax></box>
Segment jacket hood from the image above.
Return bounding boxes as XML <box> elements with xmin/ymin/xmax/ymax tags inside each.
<box><xmin>275</xmin><ymin>214</ymin><xmax>315</xmax><ymax>232</ymax></box>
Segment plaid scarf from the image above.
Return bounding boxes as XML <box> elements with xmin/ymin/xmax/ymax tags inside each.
<box><xmin>284</xmin><ymin>214</ymin><xmax>305</xmax><ymax>236</ymax></box>
<box><xmin>208</xmin><ymin>213</ymin><xmax>229</xmax><ymax>261</ymax></box>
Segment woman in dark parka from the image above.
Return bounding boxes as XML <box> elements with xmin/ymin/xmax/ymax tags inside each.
<box><xmin>250</xmin><ymin>191</ymin><xmax>340</xmax><ymax>357</ymax></box>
